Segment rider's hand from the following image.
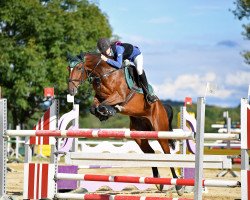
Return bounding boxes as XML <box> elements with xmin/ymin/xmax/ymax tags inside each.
<box><xmin>101</xmin><ymin>54</ymin><xmax>108</xmax><ymax>62</ymax></box>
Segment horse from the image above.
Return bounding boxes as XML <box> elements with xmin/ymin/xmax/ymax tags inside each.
<box><xmin>67</xmin><ymin>52</ymin><xmax>184</xmax><ymax>195</ymax></box>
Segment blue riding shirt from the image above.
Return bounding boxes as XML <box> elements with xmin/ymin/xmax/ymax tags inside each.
<box><xmin>107</xmin><ymin>45</ymin><xmax>141</xmax><ymax>68</ymax></box>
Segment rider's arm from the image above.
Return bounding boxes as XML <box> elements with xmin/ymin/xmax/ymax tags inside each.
<box><xmin>106</xmin><ymin>45</ymin><xmax>124</xmax><ymax>68</ymax></box>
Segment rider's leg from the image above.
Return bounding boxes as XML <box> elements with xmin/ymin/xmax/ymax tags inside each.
<box><xmin>134</xmin><ymin>54</ymin><xmax>158</xmax><ymax>103</ymax></box>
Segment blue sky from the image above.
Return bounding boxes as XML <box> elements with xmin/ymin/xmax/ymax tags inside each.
<box><xmin>98</xmin><ymin>0</ymin><xmax>250</xmax><ymax>107</ymax></box>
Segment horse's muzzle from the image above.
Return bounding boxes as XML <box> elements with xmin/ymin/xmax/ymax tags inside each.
<box><xmin>69</xmin><ymin>87</ymin><xmax>77</xmax><ymax>96</ymax></box>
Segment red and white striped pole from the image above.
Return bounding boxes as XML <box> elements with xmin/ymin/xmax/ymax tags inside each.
<box><xmin>5</xmin><ymin>129</ymin><xmax>239</xmax><ymax>140</ymax></box>
<box><xmin>6</xmin><ymin>129</ymin><xmax>194</xmax><ymax>140</ymax></box>
<box><xmin>56</xmin><ymin>173</ymin><xmax>240</xmax><ymax>188</ymax></box>
<box><xmin>55</xmin><ymin>193</ymin><xmax>192</xmax><ymax>200</ymax></box>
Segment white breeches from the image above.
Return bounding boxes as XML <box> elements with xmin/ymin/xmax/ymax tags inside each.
<box><xmin>133</xmin><ymin>53</ymin><xmax>144</xmax><ymax>75</ymax></box>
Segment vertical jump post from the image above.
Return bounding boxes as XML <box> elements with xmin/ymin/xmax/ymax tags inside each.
<box><xmin>194</xmin><ymin>97</ymin><xmax>206</xmax><ymax>200</ymax></box>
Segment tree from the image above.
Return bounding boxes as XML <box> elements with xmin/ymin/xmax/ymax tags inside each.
<box><xmin>232</xmin><ymin>0</ymin><xmax>250</xmax><ymax>64</ymax></box>
<box><xmin>0</xmin><ymin>0</ymin><xmax>112</xmax><ymax>128</ymax></box>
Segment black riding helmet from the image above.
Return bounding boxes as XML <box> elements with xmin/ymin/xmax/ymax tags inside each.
<box><xmin>97</xmin><ymin>38</ymin><xmax>111</xmax><ymax>55</ymax></box>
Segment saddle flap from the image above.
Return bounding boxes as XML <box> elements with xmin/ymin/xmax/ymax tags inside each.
<box><xmin>124</xmin><ymin>66</ymin><xmax>154</xmax><ymax>94</ymax></box>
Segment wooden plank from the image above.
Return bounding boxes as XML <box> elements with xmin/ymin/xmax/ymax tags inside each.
<box><xmin>65</xmin><ymin>153</ymin><xmax>232</xmax><ymax>169</ymax></box>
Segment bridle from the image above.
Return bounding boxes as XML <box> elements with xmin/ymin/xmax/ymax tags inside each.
<box><xmin>68</xmin><ymin>55</ymin><xmax>122</xmax><ymax>90</ymax></box>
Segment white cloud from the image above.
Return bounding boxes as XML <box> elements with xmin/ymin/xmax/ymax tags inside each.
<box><xmin>153</xmin><ymin>73</ymin><xmax>232</xmax><ymax>100</ymax></box>
<box><xmin>148</xmin><ymin>17</ymin><xmax>175</xmax><ymax>24</ymax></box>
<box><xmin>226</xmin><ymin>71</ymin><xmax>250</xmax><ymax>86</ymax></box>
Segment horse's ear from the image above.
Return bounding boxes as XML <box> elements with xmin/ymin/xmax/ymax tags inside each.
<box><xmin>78</xmin><ymin>51</ymin><xmax>85</xmax><ymax>61</ymax></box>
<box><xmin>66</xmin><ymin>52</ymin><xmax>74</xmax><ymax>62</ymax></box>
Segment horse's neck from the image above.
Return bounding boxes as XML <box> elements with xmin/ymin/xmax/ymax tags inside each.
<box><xmin>88</xmin><ymin>60</ymin><xmax>115</xmax><ymax>76</ymax></box>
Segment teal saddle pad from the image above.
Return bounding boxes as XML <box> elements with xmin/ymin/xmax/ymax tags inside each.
<box><xmin>124</xmin><ymin>66</ymin><xmax>155</xmax><ymax>95</ymax></box>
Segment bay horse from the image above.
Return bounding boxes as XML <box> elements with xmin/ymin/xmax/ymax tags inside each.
<box><xmin>67</xmin><ymin>52</ymin><xmax>184</xmax><ymax>195</ymax></box>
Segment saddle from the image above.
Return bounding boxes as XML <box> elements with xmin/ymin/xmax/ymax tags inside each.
<box><xmin>124</xmin><ymin>65</ymin><xmax>154</xmax><ymax>95</ymax></box>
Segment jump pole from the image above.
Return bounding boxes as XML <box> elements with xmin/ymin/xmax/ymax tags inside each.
<box><xmin>5</xmin><ymin>129</ymin><xmax>195</xmax><ymax>139</ymax></box>
<box><xmin>56</xmin><ymin>173</ymin><xmax>240</xmax><ymax>187</ymax></box>
<box><xmin>194</xmin><ymin>97</ymin><xmax>205</xmax><ymax>200</ymax></box>
<box><xmin>55</xmin><ymin>193</ymin><xmax>191</xmax><ymax>200</ymax></box>
<box><xmin>6</xmin><ymin>129</ymin><xmax>239</xmax><ymax>141</ymax></box>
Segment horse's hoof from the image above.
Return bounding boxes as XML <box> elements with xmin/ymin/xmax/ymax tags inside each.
<box><xmin>155</xmin><ymin>183</ymin><xmax>164</xmax><ymax>191</ymax></box>
<box><xmin>175</xmin><ymin>185</ymin><xmax>185</xmax><ymax>196</ymax></box>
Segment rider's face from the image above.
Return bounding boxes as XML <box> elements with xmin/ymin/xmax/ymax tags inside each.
<box><xmin>105</xmin><ymin>48</ymin><xmax>111</xmax><ymax>56</ymax></box>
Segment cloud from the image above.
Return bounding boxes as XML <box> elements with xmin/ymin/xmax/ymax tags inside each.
<box><xmin>153</xmin><ymin>72</ymin><xmax>232</xmax><ymax>101</ymax></box>
<box><xmin>226</xmin><ymin>71</ymin><xmax>250</xmax><ymax>86</ymax></box>
<box><xmin>148</xmin><ymin>17</ymin><xmax>175</xmax><ymax>24</ymax></box>
<box><xmin>217</xmin><ymin>40</ymin><xmax>239</xmax><ymax>48</ymax></box>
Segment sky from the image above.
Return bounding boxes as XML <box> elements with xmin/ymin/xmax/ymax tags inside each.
<box><xmin>98</xmin><ymin>0</ymin><xmax>250</xmax><ymax>107</ymax></box>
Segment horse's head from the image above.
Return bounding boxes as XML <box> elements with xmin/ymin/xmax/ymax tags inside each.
<box><xmin>67</xmin><ymin>52</ymin><xmax>103</xmax><ymax>96</ymax></box>
<box><xmin>67</xmin><ymin>52</ymin><xmax>87</xmax><ymax>96</ymax></box>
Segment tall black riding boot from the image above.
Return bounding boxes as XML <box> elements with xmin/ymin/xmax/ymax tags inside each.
<box><xmin>139</xmin><ymin>71</ymin><xmax>158</xmax><ymax>103</ymax></box>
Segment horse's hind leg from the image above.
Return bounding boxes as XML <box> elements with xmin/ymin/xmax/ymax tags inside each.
<box><xmin>158</xmin><ymin>139</ymin><xmax>185</xmax><ymax>196</ymax></box>
<box><xmin>134</xmin><ymin>138</ymin><xmax>163</xmax><ymax>191</ymax></box>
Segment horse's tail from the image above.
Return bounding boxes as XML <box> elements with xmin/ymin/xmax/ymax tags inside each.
<box><xmin>164</xmin><ymin>104</ymin><xmax>175</xmax><ymax>150</ymax></box>
<box><xmin>164</xmin><ymin>104</ymin><xmax>173</xmax><ymax>131</ymax></box>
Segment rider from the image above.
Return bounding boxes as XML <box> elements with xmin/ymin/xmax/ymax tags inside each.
<box><xmin>97</xmin><ymin>38</ymin><xmax>158</xmax><ymax>104</ymax></box>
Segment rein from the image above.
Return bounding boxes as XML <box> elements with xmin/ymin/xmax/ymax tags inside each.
<box><xmin>87</xmin><ymin>59</ymin><xmax>122</xmax><ymax>83</ymax></box>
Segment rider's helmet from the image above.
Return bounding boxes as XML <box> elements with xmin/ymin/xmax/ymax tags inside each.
<box><xmin>97</xmin><ymin>38</ymin><xmax>111</xmax><ymax>55</ymax></box>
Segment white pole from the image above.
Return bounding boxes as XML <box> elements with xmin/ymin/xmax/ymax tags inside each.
<box><xmin>72</xmin><ymin>104</ymin><xmax>79</xmax><ymax>152</ymax></box>
<box><xmin>203</xmin><ymin>133</ymin><xmax>239</xmax><ymax>140</ymax></box>
<box><xmin>248</xmin><ymin>85</ymin><xmax>250</xmax><ymax>102</ymax></box>
<box><xmin>0</xmin><ymin>99</ymin><xmax>7</xmax><ymax>197</ymax></box>
<box><xmin>180</xmin><ymin>106</ymin><xmax>186</xmax><ymax>178</ymax></box>
<box><xmin>15</xmin><ymin>125</ymin><xmax>20</xmax><ymax>159</ymax></box>
<box><xmin>194</xmin><ymin>97</ymin><xmax>205</xmax><ymax>200</ymax></box>
<box><xmin>241</xmin><ymin>98</ymin><xmax>250</xmax><ymax>200</ymax></box>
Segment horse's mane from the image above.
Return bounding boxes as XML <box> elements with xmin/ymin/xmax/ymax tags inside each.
<box><xmin>86</xmin><ymin>52</ymin><xmax>100</xmax><ymax>56</ymax></box>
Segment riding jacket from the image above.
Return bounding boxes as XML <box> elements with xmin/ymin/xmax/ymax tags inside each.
<box><xmin>106</xmin><ymin>43</ymin><xmax>141</xmax><ymax>68</ymax></box>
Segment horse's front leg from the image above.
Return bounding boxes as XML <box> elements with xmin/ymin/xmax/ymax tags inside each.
<box><xmin>90</xmin><ymin>92</ymin><xmax>123</xmax><ymax>121</ymax></box>
<box><xmin>89</xmin><ymin>96</ymin><xmax>101</xmax><ymax>116</ymax></box>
